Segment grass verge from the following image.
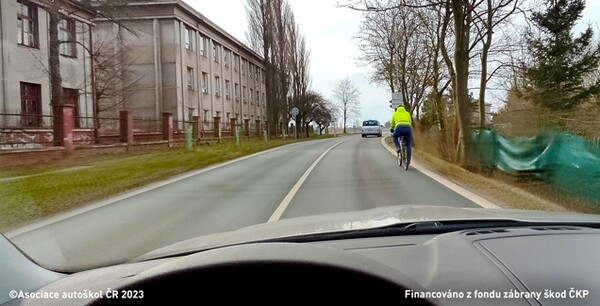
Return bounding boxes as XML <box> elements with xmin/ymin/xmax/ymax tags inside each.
<box><xmin>385</xmin><ymin>136</ymin><xmax>600</xmax><ymax>214</ymax></box>
<box><xmin>0</xmin><ymin>135</ymin><xmax>334</xmax><ymax>231</ymax></box>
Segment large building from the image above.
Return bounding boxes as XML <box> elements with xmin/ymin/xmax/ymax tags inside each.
<box><xmin>1</xmin><ymin>0</ymin><xmax>267</xmax><ymax>149</ymax></box>
<box><xmin>94</xmin><ymin>0</ymin><xmax>267</xmax><ymax>133</ymax></box>
<box><xmin>0</xmin><ymin>0</ymin><xmax>95</xmax><ymax>130</ymax></box>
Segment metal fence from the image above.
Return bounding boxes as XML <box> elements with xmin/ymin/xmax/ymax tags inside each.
<box><xmin>0</xmin><ymin>112</ymin><xmax>54</xmax><ymax>129</ymax></box>
<box><xmin>92</xmin><ymin>116</ymin><xmax>120</xmax><ymax>136</ymax></box>
<box><xmin>0</xmin><ymin>111</ymin><xmax>257</xmax><ymax>149</ymax></box>
<box><xmin>133</xmin><ymin>117</ymin><xmax>162</xmax><ymax>134</ymax></box>
<box><xmin>202</xmin><ymin>120</ymin><xmax>214</xmax><ymax>136</ymax></box>
<box><xmin>0</xmin><ymin>112</ymin><xmax>55</xmax><ymax>148</ymax></box>
<box><xmin>73</xmin><ymin>115</ymin><xmax>95</xmax><ymax>129</ymax></box>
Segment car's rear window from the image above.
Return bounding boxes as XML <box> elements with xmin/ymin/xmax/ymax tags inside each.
<box><xmin>362</xmin><ymin>120</ymin><xmax>379</xmax><ymax>126</ymax></box>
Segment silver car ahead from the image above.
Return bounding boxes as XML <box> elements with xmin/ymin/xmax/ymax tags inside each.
<box><xmin>361</xmin><ymin>119</ymin><xmax>382</xmax><ymax>138</ymax></box>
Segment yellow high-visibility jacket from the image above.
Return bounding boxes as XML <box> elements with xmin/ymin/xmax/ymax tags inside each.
<box><xmin>390</xmin><ymin>106</ymin><xmax>412</xmax><ymax>128</ymax></box>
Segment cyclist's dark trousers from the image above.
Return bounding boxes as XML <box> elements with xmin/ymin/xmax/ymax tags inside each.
<box><xmin>393</xmin><ymin>124</ymin><xmax>412</xmax><ymax>162</ymax></box>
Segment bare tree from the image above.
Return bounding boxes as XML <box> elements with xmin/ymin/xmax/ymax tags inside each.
<box><xmin>332</xmin><ymin>78</ymin><xmax>361</xmax><ymax>133</ymax></box>
<box><xmin>311</xmin><ymin>99</ymin><xmax>334</xmax><ymax>135</ymax></box>
<box><xmin>39</xmin><ymin>0</ymin><xmax>134</xmax><ymax>103</ymax></box>
<box><xmin>247</xmin><ymin>0</ymin><xmax>304</xmax><ymax>135</ymax></box>
<box><xmin>292</xmin><ymin>90</ymin><xmax>333</xmax><ymax>137</ymax></box>
<box><xmin>355</xmin><ymin>1</ymin><xmax>436</xmax><ymax>118</ymax></box>
<box><xmin>288</xmin><ymin>16</ymin><xmax>311</xmax><ymax>101</ymax></box>
<box><xmin>34</xmin><ymin>0</ymin><xmax>133</xmax><ymax>145</ymax></box>
<box><xmin>471</xmin><ymin>0</ymin><xmax>521</xmax><ymax>127</ymax></box>
<box><xmin>354</xmin><ymin>3</ymin><xmax>402</xmax><ymax>93</ymax></box>
<box><xmin>92</xmin><ymin>35</ymin><xmax>141</xmax><ymax>128</ymax></box>
<box><xmin>340</xmin><ymin>0</ymin><xmax>523</xmax><ymax>166</ymax></box>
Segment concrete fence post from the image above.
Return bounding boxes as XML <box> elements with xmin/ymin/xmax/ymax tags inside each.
<box><xmin>244</xmin><ymin>119</ymin><xmax>250</xmax><ymax>137</ymax></box>
<box><xmin>192</xmin><ymin>115</ymin><xmax>200</xmax><ymax>142</ymax></box>
<box><xmin>119</xmin><ymin>110</ymin><xmax>133</xmax><ymax>145</ymax></box>
<box><xmin>230</xmin><ymin>118</ymin><xmax>237</xmax><ymax>136</ymax></box>
<box><xmin>162</xmin><ymin>112</ymin><xmax>173</xmax><ymax>143</ymax></box>
<box><xmin>214</xmin><ymin>116</ymin><xmax>221</xmax><ymax>139</ymax></box>
<box><xmin>52</xmin><ymin>104</ymin><xmax>75</xmax><ymax>150</ymax></box>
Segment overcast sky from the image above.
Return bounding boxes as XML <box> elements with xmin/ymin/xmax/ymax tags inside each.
<box><xmin>184</xmin><ymin>0</ymin><xmax>600</xmax><ymax>125</ymax></box>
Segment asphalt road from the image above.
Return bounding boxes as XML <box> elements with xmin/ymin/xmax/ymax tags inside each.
<box><xmin>8</xmin><ymin>135</ymin><xmax>481</xmax><ymax>271</ymax></box>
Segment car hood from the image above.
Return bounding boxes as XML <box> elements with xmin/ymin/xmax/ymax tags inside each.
<box><xmin>135</xmin><ymin>205</ymin><xmax>600</xmax><ymax>261</ymax></box>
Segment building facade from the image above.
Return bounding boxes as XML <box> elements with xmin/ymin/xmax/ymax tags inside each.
<box><xmin>94</xmin><ymin>0</ymin><xmax>267</xmax><ymax>133</ymax></box>
<box><xmin>0</xmin><ymin>0</ymin><xmax>95</xmax><ymax>130</ymax></box>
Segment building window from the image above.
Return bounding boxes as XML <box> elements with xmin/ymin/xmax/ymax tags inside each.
<box><xmin>256</xmin><ymin>67</ymin><xmax>260</xmax><ymax>80</ymax></box>
<box><xmin>212</xmin><ymin>43</ymin><xmax>220</xmax><ymax>62</ymax></box>
<box><xmin>256</xmin><ymin>90</ymin><xmax>260</xmax><ymax>105</ymax></box>
<box><xmin>262</xmin><ymin>93</ymin><xmax>266</xmax><ymax>106</ymax></box>
<box><xmin>213</xmin><ymin>76</ymin><xmax>221</xmax><ymax>96</ymax></box>
<box><xmin>249</xmin><ymin>64</ymin><xmax>254</xmax><ymax>79</ymax></box>
<box><xmin>234</xmin><ymin>83</ymin><xmax>239</xmax><ymax>101</ymax></box>
<box><xmin>249</xmin><ymin>89</ymin><xmax>253</xmax><ymax>104</ymax></box>
<box><xmin>201</xmin><ymin>72</ymin><xmax>209</xmax><ymax>93</ymax></box>
<box><xmin>225</xmin><ymin>80</ymin><xmax>231</xmax><ymax>99</ymax></box>
<box><xmin>187</xmin><ymin>67</ymin><xmax>194</xmax><ymax>90</ymax></box>
<box><xmin>184</xmin><ymin>27</ymin><xmax>193</xmax><ymax>50</ymax></box>
<box><xmin>199</xmin><ymin>35</ymin><xmax>206</xmax><ymax>56</ymax></box>
<box><xmin>20</xmin><ymin>82</ymin><xmax>42</xmax><ymax>127</ymax></box>
<box><xmin>63</xmin><ymin>88</ymin><xmax>80</xmax><ymax>127</ymax></box>
<box><xmin>203</xmin><ymin>109</ymin><xmax>209</xmax><ymax>128</ymax></box>
<box><xmin>234</xmin><ymin>54</ymin><xmax>239</xmax><ymax>71</ymax></box>
<box><xmin>224</xmin><ymin>49</ymin><xmax>231</xmax><ymax>67</ymax></box>
<box><xmin>59</xmin><ymin>19</ymin><xmax>76</xmax><ymax>57</ymax></box>
<box><xmin>242</xmin><ymin>86</ymin><xmax>247</xmax><ymax>102</ymax></box>
<box><xmin>241</xmin><ymin>59</ymin><xmax>246</xmax><ymax>75</ymax></box>
<box><xmin>17</xmin><ymin>0</ymin><xmax>38</xmax><ymax>48</ymax></box>
<box><xmin>188</xmin><ymin>107</ymin><xmax>196</xmax><ymax>122</ymax></box>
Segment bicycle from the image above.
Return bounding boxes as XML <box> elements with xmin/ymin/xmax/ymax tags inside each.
<box><xmin>396</xmin><ymin>136</ymin><xmax>409</xmax><ymax>170</ymax></box>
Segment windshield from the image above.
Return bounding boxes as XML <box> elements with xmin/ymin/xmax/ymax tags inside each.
<box><xmin>362</xmin><ymin>120</ymin><xmax>379</xmax><ymax>126</ymax></box>
<box><xmin>1</xmin><ymin>0</ymin><xmax>600</xmax><ymax>275</ymax></box>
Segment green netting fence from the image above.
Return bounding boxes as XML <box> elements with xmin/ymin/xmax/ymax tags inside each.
<box><xmin>470</xmin><ymin>129</ymin><xmax>600</xmax><ymax>204</ymax></box>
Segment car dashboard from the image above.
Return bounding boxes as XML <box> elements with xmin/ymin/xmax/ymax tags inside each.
<box><xmin>4</xmin><ymin>225</ymin><xmax>600</xmax><ymax>305</ymax></box>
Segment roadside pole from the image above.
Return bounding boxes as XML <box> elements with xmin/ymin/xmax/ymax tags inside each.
<box><xmin>291</xmin><ymin>107</ymin><xmax>299</xmax><ymax>141</ymax></box>
<box><xmin>235</xmin><ymin>126</ymin><xmax>241</xmax><ymax>146</ymax></box>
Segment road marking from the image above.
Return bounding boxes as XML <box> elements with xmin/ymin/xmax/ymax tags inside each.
<box><xmin>268</xmin><ymin>139</ymin><xmax>350</xmax><ymax>222</ymax></box>
<box><xmin>5</xmin><ymin>139</ymin><xmax>336</xmax><ymax>238</ymax></box>
<box><xmin>380</xmin><ymin>137</ymin><xmax>501</xmax><ymax>209</ymax></box>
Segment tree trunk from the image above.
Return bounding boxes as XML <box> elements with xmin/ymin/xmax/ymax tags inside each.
<box><xmin>343</xmin><ymin>105</ymin><xmax>347</xmax><ymax>134</ymax></box>
<box><xmin>305</xmin><ymin>121</ymin><xmax>309</xmax><ymax>138</ymax></box>
<box><xmin>479</xmin><ymin>0</ymin><xmax>493</xmax><ymax>128</ymax></box>
<box><xmin>478</xmin><ymin>43</ymin><xmax>489</xmax><ymax>128</ymax></box>
<box><xmin>49</xmin><ymin>12</ymin><xmax>62</xmax><ymax>106</ymax></box>
<box><xmin>452</xmin><ymin>0</ymin><xmax>471</xmax><ymax>166</ymax></box>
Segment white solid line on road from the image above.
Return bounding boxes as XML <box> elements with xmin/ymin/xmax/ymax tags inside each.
<box><xmin>380</xmin><ymin>137</ymin><xmax>501</xmax><ymax>209</ymax></box>
<box><xmin>268</xmin><ymin>138</ymin><xmax>351</xmax><ymax>222</ymax></box>
<box><xmin>5</xmin><ymin>139</ymin><xmax>334</xmax><ymax>238</ymax></box>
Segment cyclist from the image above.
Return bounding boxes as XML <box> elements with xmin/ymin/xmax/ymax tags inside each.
<box><xmin>390</xmin><ymin>105</ymin><xmax>413</xmax><ymax>165</ymax></box>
